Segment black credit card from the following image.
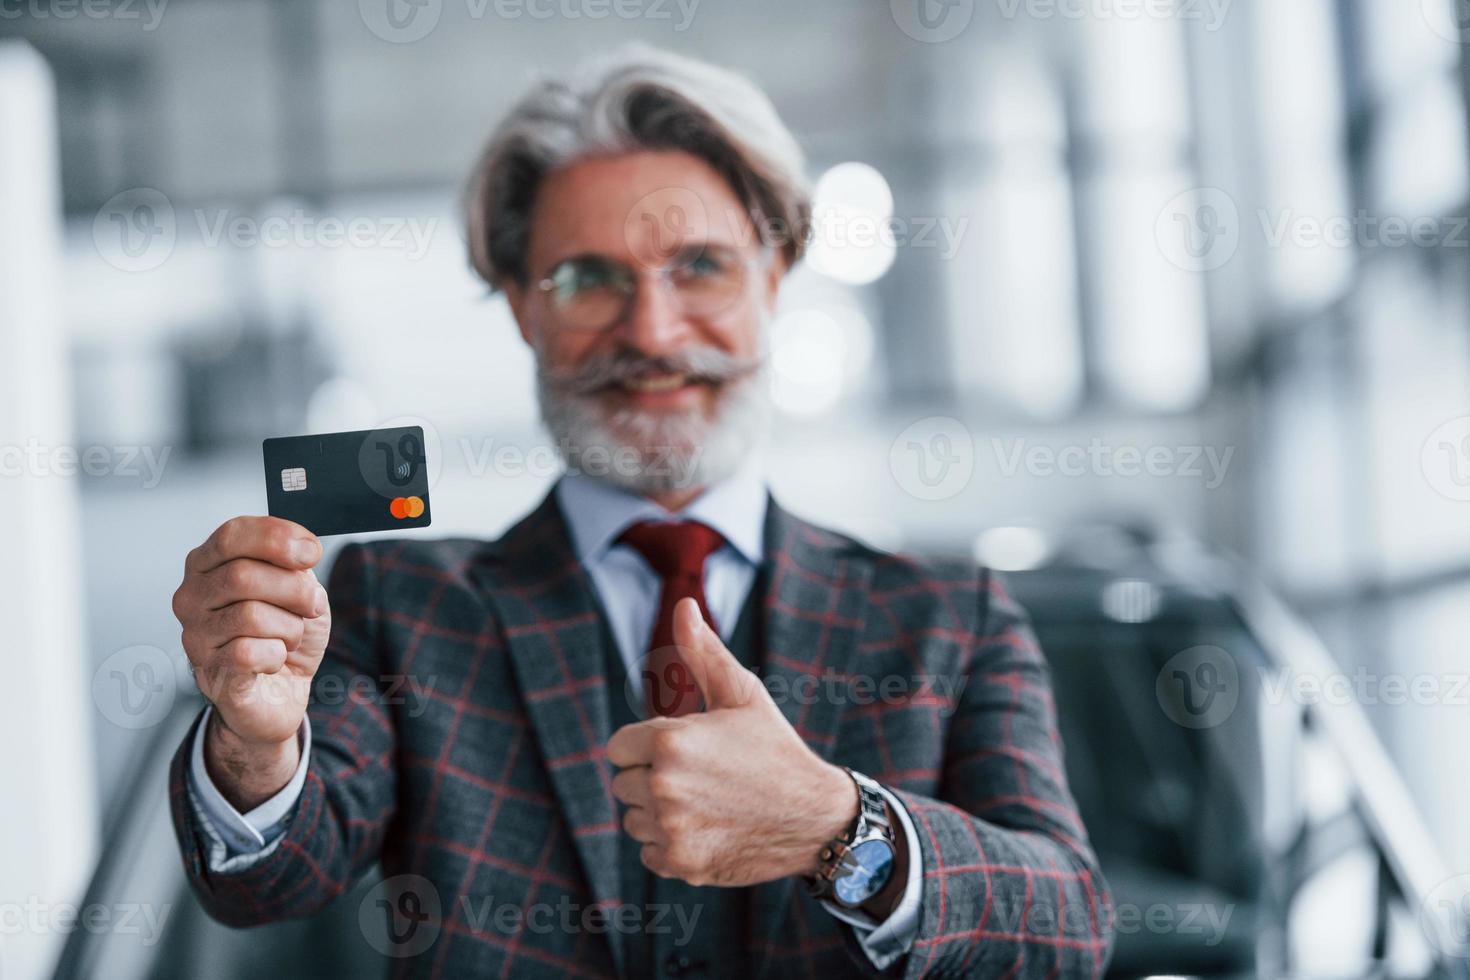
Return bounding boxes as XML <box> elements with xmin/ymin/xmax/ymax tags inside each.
<box><xmin>263</xmin><ymin>426</ymin><xmax>432</xmax><ymax>536</ymax></box>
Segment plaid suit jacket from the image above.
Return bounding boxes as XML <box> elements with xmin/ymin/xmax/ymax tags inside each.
<box><xmin>169</xmin><ymin>488</ymin><xmax>1114</xmax><ymax>978</ymax></box>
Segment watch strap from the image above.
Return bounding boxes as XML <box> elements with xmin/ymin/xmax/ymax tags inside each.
<box><xmin>849</xmin><ymin>768</ymin><xmax>891</xmax><ymax>838</ymax></box>
<box><xmin>806</xmin><ymin>768</ymin><xmax>896</xmax><ymax>906</ymax></box>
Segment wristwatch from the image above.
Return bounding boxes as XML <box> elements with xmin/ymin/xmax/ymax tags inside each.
<box><xmin>806</xmin><ymin>768</ymin><xmax>897</xmax><ymax>910</ymax></box>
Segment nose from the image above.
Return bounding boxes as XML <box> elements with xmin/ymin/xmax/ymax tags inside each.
<box><xmin>617</xmin><ymin>273</ymin><xmax>693</xmax><ymax>357</ymax></box>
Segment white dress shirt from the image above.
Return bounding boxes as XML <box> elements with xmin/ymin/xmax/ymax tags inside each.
<box><xmin>185</xmin><ymin>466</ymin><xmax>921</xmax><ymax>968</ymax></box>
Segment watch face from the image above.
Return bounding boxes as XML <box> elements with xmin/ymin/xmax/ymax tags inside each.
<box><xmin>833</xmin><ymin>838</ymin><xmax>895</xmax><ymax>907</ymax></box>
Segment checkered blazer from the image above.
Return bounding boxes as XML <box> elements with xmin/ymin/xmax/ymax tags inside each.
<box><xmin>169</xmin><ymin>488</ymin><xmax>1114</xmax><ymax>978</ymax></box>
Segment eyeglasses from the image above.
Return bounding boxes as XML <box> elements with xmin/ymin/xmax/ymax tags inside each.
<box><xmin>534</xmin><ymin>244</ymin><xmax>762</xmax><ymax>332</ymax></box>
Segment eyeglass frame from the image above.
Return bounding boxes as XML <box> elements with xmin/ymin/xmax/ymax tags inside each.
<box><xmin>531</xmin><ymin>243</ymin><xmax>773</xmax><ymax>332</ymax></box>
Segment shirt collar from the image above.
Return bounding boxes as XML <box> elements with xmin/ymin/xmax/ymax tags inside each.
<box><xmin>555</xmin><ymin>462</ymin><xmax>768</xmax><ymax>566</ymax></box>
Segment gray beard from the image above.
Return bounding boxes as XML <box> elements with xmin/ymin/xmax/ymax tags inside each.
<box><xmin>535</xmin><ymin>359</ymin><xmax>771</xmax><ymax>496</ymax></box>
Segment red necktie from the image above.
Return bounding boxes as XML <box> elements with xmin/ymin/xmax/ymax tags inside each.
<box><xmin>616</xmin><ymin>520</ymin><xmax>725</xmax><ymax>717</ymax></box>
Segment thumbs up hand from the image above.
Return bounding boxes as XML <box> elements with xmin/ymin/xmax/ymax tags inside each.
<box><xmin>607</xmin><ymin>598</ymin><xmax>859</xmax><ymax>887</ymax></box>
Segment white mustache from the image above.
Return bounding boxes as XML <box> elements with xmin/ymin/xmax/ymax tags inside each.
<box><xmin>546</xmin><ymin>347</ymin><xmax>765</xmax><ymax>398</ymax></box>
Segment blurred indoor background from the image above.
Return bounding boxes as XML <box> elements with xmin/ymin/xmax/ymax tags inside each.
<box><xmin>3</xmin><ymin>0</ymin><xmax>1470</xmax><ymax>977</ymax></box>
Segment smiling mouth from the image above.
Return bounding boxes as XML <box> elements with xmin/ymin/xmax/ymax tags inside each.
<box><xmin>607</xmin><ymin>372</ymin><xmax>720</xmax><ymax>396</ymax></box>
<box><xmin>623</xmin><ymin>373</ymin><xmax>696</xmax><ymax>393</ymax></box>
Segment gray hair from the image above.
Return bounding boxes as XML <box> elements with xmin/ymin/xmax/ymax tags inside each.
<box><xmin>464</xmin><ymin>45</ymin><xmax>812</xmax><ymax>289</ymax></box>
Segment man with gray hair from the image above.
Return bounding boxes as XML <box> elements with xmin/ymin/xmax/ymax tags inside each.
<box><xmin>168</xmin><ymin>46</ymin><xmax>1114</xmax><ymax>978</ymax></box>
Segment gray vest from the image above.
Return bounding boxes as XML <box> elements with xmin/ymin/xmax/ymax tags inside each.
<box><xmin>599</xmin><ymin>573</ymin><xmax>766</xmax><ymax>980</ymax></box>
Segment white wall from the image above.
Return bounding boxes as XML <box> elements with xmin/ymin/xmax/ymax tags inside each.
<box><xmin>0</xmin><ymin>40</ymin><xmax>100</xmax><ymax>980</ymax></box>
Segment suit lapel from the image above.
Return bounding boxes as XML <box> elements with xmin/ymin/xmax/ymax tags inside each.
<box><xmin>471</xmin><ymin>489</ymin><xmax>628</xmax><ymax>977</ymax></box>
<box><xmin>749</xmin><ymin>498</ymin><xmax>872</xmax><ymax>976</ymax></box>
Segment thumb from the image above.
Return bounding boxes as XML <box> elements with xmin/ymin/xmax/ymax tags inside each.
<box><xmin>672</xmin><ymin>597</ymin><xmax>762</xmax><ymax>710</ymax></box>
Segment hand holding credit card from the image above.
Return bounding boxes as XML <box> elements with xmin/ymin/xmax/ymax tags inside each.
<box><xmin>264</xmin><ymin>426</ymin><xmax>433</xmax><ymax>536</ymax></box>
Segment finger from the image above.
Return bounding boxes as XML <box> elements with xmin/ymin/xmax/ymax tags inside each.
<box><xmin>187</xmin><ymin>516</ymin><xmax>321</xmax><ymax>575</ymax></box>
<box><xmin>201</xmin><ymin>559</ymin><xmax>327</xmax><ymax>619</ymax></box>
<box><xmin>218</xmin><ymin>636</ymin><xmax>290</xmax><ymax>676</ymax></box>
<box><xmin>191</xmin><ymin>637</ymin><xmax>289</xmax><ymax>699</ymax></box>
<box><xmin>622</xmin><ymin>806</ymin><xmax>659</xmax><ymax>844</ymax></box>
<box><xmin>608</xmin><ymin>721</ymin><xmax>657</xmax><ymax>769</ymax></box>
<box><xmin>207</xmin><ymin>599</ymin><xmax>307</xmax><ymax>651</ymax></box>
<box><xmin>673</xmin><ymin>598</ymin><xmax>759</xmax><ymax>710</ymax></box>
<box><xmin>611</xmin><ymin>766</ymin><xmax>653</xmax><ymax>808</ymax></box>
<box><xmin>640</xmin><ymin>844</ymin><xmax>672</xmax><ymax>878</ymax></box>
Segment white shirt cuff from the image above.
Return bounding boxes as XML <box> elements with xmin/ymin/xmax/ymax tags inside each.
<box><xmin>186</xmin><ymin>706</ymin><xmax>310</xmax><ymax>858</ymax></box>
<box><xmin>819</xmin><ymin>785</ymin><xmax>923</xmax><ymax>970</ymax></box>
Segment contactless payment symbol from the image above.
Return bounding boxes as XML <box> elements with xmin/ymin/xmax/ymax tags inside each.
<box><xmin>376</xmin><ymin>431</ymin><xmax>424</xmax><ymax>487</ymax></box>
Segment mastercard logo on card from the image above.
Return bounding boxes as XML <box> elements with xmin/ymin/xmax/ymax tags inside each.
<box><xmin>389</xmin><ymin>496</ymin><xmax>425</xmax><ymax>519</ymax></box>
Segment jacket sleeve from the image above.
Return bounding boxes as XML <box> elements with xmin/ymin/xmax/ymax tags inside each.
<box><xmin>880</xmin><ymin>569</ymin><xmax>1115</xmax><ymax>979</ymax></box>
<box><xmin>168</xmin><ymin>542</ymin><xmax>397</xmax><ymax>926</ymax></box>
